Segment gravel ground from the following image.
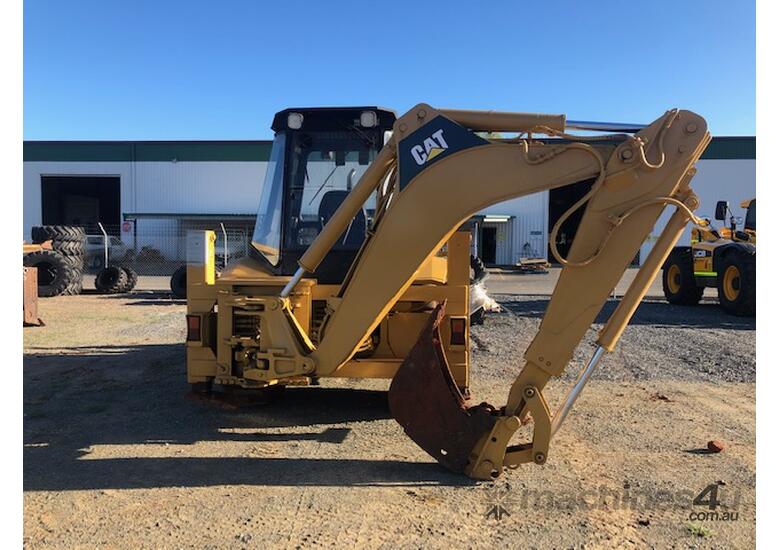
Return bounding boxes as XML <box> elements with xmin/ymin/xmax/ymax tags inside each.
<box><xmin>23</xmin><ymin>290</ymin><xmax>755</xmax><ymax>548</ymax></box>
<box><xmin>478</xmin><ymin>294</ymin><xmax>755</xmax><ymax>384</ymax></box>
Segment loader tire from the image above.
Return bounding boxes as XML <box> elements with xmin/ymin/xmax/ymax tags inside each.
<box><xmin>170</xmin><ymin>265</ymin><xmax>187</xmax><ymax>299</ymax></box>
<box><xmin>120</xmin><ymin>266</ymin><xmax>139</xmax><ymax>292</ymax></box>
<box><xmin>53</xmin><ymin>240</ymin><xmax>86</xmax><ymax>257</ymax></box>
<box><xmin>61</xmin><ymin>254</ymin><xmax>85</xmax><ymax>270</ymax></box>
<box><xmin>662</xmin><ymin>247</ymin><xmax>703</xmax><ymax>306</ymax></box>
<box><xmin>95</xmin><ymin>266</ymin><xmax>129</xmax><ymax>294</ymax></box>
<box><xmin>61</xmin><ymin>276</ymin><xmax>84</xmax><ymax>296</ymax></box>
<box><xmin>31</xmin><ymin>225</ymin><xmax>85</xmax><ymax>244</ymax></box>
<box><xmin>23</xmin><ymin>250</ymin><xmax>74</xmax><ymax>297</ymax></box>
<box><xmin>717</xmin><ymin>250</ymin><xmax>755</xmax><ymax>317</ymax></box>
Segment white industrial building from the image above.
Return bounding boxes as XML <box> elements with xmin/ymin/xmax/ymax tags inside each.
<box><xmin>23</xmin><ymin>137</ymin><xmax>755</xmax><ymax>267</ymax></box>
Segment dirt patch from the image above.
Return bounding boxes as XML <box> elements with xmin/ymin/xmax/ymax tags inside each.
<box><xmin>24</xmin><ymin>293</ymin><xmax>755</xmax><ymax>548</ymax></box>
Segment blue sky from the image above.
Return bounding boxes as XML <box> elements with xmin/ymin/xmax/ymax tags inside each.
<box><xmin>24</xmin><ymin>0</ymin><xmax>755</xmax><ymax>140</ymax></box>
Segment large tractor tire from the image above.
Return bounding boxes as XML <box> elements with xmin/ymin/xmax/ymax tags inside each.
<box><xmin>95</xmin><ymin>266</ymin><xmax>129</xmax><ymax>294</ymax></box>
<box><xmin>717</xmin><ymin>250</ymin><xmax>756</xmax><ymax>316</ymax></box>
<box><xmin>31</xmin><ymin>227</ymin><xmax>87</xmax><ymax>277</ymax></box>
<box><xmin>170</xmin><ymin>265</ymin><xmax>187</xmax><ymax>298</ymax></box>
<box><xmin>23</xmin><ymin>250</ymin><xmax>77</xmax><ymax>297</ymax></box>
<box><xmin>61</xmin><ymin>277</ymin><xmax>84</xmax><ymax>296</ymax></box>
<box><xmin>31</xmin><ymin>225</ymin><xmax>85</xmax><ymax>244</ymax></box>
<box><xmin>119</xmin><ymin>266</ymin><xmax>139</xmax><ymax>292</ymax></box>
<box><xmin>662</xmin><ymin>247</ymin><xmax>704</xmax><ymax>305</ymax></box>
<box><xmin>61</xmin><ymin>254</ymin><xmax>85</xmax><ymax>270</ymax></box>
<box><xmin>55</xmin><ymin>240</ymin><xmax>86</xmax><ymax>257</ymax></box>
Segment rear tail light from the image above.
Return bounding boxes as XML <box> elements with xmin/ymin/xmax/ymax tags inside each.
<box><xmin>450</xmin><ymin>317</ymin><xmax>466</xmax><ymax>346</ymax></box>
<box><xmin>186</xmin><ymin>314</ymin><xmax>202</xmax><ymax>342</ymax></box>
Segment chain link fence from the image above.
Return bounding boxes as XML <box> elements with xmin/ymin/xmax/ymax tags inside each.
<box><xmin>76</xmin><ymin>217</ymin><xmax>254</xmax><ymax>291</ymax></box>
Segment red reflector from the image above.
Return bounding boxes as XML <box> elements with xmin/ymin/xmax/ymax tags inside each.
<box><xmin>450</xmin><ymin>317</ymin><xmax>466</xmax><ymax>346</ymax></box>
<box><xmin>186</xmin><ymin>314</ymin><xmax>201</xmax><ymax>341</ymax></box>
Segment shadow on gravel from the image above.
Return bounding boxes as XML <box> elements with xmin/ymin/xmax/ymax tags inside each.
<box><xmin>23</xmin><ymin>455</ymin><xmax>466</xmax><ymax>491</ymax></box>
<box><xmin>24</xmin><ymin>344</ymin><xmax>470</xmax><ymax>491</ymax></box>
<box><xmin>94</xmin><ymin>291</ymin><xmax>185</xmax><ymax>306</ymax></box>
<box><xmin>499</xmin><ymin>298</ymin><xmax>755</xmax><ymax>331</ymax></box>
<box><xmin>683</xmin><ymin>448</ymin><xmax>722</xmax><ymax>455</ymax></box>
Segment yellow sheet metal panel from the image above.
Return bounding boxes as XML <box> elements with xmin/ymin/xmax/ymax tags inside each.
<box><xmin>186</xmin><ymin>230</ymin><xmax>216</xmax><ymax>285</ymax></box>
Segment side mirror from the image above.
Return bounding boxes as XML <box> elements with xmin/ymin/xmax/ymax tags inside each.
<box><xmin>715</xmin><ymin>201</ymin><xmax>729</xmax><ymax>221</ymax></box>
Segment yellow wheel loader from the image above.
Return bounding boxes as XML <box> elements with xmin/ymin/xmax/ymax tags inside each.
<box><xmin>186</xmin><ymin>104</ymin><xmax>711</xmax><ymax>480</ymax></box>
<box><xmin>662</xmin><ymin>198</ymin><xmax>755</xmax><ymax>316</ymax></box>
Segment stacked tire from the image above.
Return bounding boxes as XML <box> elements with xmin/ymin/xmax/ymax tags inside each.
<box><xmin>95</xmin><ymin>265</ymin><xmax>138</xmax><ymax>294</ymax></box>
<box><xmin>25</xmin><ymin>225</ymin><xmax>86</xmax><ymax>297</ymax></box>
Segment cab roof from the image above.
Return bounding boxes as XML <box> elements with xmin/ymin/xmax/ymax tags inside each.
<box><xmin>271</xmin><ymin>107</ymin><xmax>396</xmax><ymax>133</ymax></box>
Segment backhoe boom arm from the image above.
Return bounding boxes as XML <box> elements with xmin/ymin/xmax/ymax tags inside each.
<box><xmin>308</xmin><ymin>105</ymin><xmax>708</xmax><ymax>379</ymax></box>
<box><xmin>273</xmin><ymin>103</ymin><xmax>710</xmax><ymax>479</ymax></box>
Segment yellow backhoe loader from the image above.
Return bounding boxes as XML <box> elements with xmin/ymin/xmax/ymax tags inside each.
<box><xmin>186</xmin><ymin>104</ymin><xmax>710</xmax><ymax>480</ymax></box>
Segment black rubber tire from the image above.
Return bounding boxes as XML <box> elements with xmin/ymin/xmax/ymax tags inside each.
<box><xmin>662</xmin><ymin>247</ymin><xmax>704</xmax><ymax>305</ymax></box>
<box><xmin>23</xmin><ymin>250</ymin><xmax>76</xmax><ymax>297</ymax></box>
<box><xmin>120</xmin><ymin>266</ymin><xmax>139</xmax><ymax>292</ymax></box>
<box><xmin>52</xmin><ymin>240</ymin><xmax>86</xmax><ymax>257</ymax></box>
<box><xmin>170</xmin><ymin>265</ymin><xmax>187</xmax><ymax>298</ymax></box>
<box><xmin>95</xmin><ymin>266</ymin><xmax>129</xmax><ymax>294</ymax></box>
<box><xmin>717</xmin><ymin>251</ymin><xmax>756</xmax><ymax>316</ymax></box>
<box><xmin>61</xmin><ymin>277</ymin><xmax>83</xmax><ymax>296</ymax></box>
<box><xmin>61</xmin><ymin>254</ymin><xmax>85</xmax><ymax>270</ymax></box>
<box><xmin>31</xmin><ymin>225</ymin><xmax>86</xmax><ymax>244</ymax></box>
<box><xmin>49</xmin><ymin>238</ymin><xmax>87</xmax><ymax>253</ymax></box>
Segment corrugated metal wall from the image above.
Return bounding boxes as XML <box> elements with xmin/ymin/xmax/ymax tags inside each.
<box><xmin>133</xmin><ymin>162</ymin><xmax>266</xmax><ymax>214</ymax></box>
<box><xmin>481</xmin><ymin>221</ymin><xmax>514</xmax><ymax>265</ymax></box>
<box><xmin>23</xmin><ymin>160</ymin><xmax>268</xmax><ymax>239</ymax></box>
<box><xmin>480</xmin><ymin>192</ymin><xmax>549</xmax><ymax>264</ymax></box>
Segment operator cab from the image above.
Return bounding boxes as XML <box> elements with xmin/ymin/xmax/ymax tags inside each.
<box><xmin>743</xmin><ymin>199</ymin><xmax>756</xmax><ymax>233</ymax></box>
<box><xmin>714</xmin><ymin>198</ymin><xmax>756</xmax><ymax>241</ymax></box>
<box><xmin>251</xmin><ymin>107</ymin><xmax>396</xmax><ymax>283</ymax></box>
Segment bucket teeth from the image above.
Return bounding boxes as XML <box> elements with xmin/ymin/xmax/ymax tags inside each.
<box><xmin>388</xmin><ymin>302</ymin><xmax>497</xmax><ymax>474</ymax></box>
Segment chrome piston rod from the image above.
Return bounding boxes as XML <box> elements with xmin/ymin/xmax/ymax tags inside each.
<box><xmin>280</xmin><ymin>267</ymin><xmax>306</xmax><ymax>298</ymax></box>
<box><xmin>566</xmin><ymin>120</ymin><xmax>646</xmax><ymax>133</ymax></box>
<box><xmin>550</xmin><ymin>345</ymin><xmax>607</xmax><ymax>436</ymax></box>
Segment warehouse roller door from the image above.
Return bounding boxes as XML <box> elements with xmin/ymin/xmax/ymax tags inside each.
<box><xmin>41</xmin><ymin>175</ymin><xmax>120</xmax><ymax>234</ymax></box>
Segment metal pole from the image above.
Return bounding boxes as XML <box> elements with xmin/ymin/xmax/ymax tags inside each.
<box><xmin>280</xmin><ymin>267</ymin><xmax>305</xmax><ymax>298</ymax></box>
<box><xmin>98</xmin><ymin>222</ymin><xmax>109</xmax><ymax>269</ymax></box>
<box><xmin>220</xmin><ymin>222</ymin><xmax>228</xmax><ymax>269</ymax></box>
<box><xmin>550</xmin><ymin>346</ymin><xmax>606</xmax><ymax>436</ymax></box>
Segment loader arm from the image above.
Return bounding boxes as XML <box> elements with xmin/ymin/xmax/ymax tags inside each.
<box><xmin>278</xmin><ymin>103</ymin><xmax>710</xmax><ymax>479</ymax></box>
